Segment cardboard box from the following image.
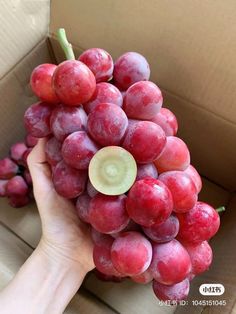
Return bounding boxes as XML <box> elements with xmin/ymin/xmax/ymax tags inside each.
<box><xmin>0</xmin><ymin>0</ymin><xmax>235</xmax><ymax>313</ymax></box>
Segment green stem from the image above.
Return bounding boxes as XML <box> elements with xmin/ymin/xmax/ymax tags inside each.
<box><xmin>216</xmin><ymin>206</ymin><xmax>225</xmax><ymax>213</ymax></box>
<box><xmin>57</xmin><ymin>28</ymin><xmax>75</xmax><ymax>60</ymax></box>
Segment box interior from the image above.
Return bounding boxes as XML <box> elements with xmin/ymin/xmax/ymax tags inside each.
<box><xmin>0</xmin><ymin>1</ymin><xmax>235</xmax><ymax>313</ymax></box>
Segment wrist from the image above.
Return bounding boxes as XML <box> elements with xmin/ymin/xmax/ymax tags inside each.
<box><xmin>37</xmin><ymin>238</ymin><xmax>90</xmax><ymax>276</ymax></box>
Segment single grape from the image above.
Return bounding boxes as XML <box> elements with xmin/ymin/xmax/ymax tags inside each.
<box><xmin>151</xmin><ymin>108</ymin><xmax>178</xmax><ymax>136</ymax></box>
<box><xmin>131</xmin><ymin>267</ymin><xmax>153</xmax><ymax>284</ymax></box>
<box><xmin>62</xmin><ymin>131</ymin><xmax>98</xmax><ymax>170</ymax></box>
<box><xmin>79</xmin><ymin>48</ymin><xmax>113</xmax><ymax>82</ymax></box>
<box><xmin>52</xmin><ymin>160</ymin><xmax>87</xmax><ymax>199</ymax></box>
<box><xmin>153</xmin><ymin>278</ymin><xmax>190</xmax><ymax>302</ymax></box>
<box><xmin>8</xmin><ymin>194</ymin><xmax>30</xmax><ymax>208</ymax></box>
<box><xmin>123</xmin><ymin>81</ymin><xmax>162</xmax><ymax>119</ymax></box>
<box><xmin>150</xmin><ymin>239</ymin><xmax>191</xmax><ymax>285</ymax></box>
<box><xmin>10</xmin><ymin>142</ymin><xmax>28</xmax><ymax>163</ymax></box>
<box><xmin>183</xmin><ymin>164</ymin><xmax>202</xmax><ymax>193</ymax></box>
<box><xmin>50</xmin><ymin>105</ymin><xmax>87</xmax><ymax>142</ymax></box>
<box><xmin>184</xmin><ymin>241</ymin><xmax>213</xmax><ymax>275</ymax></box>
<box><xmin>83</xmin><ymin>82</ymin><xmax>123</xmax><ymax>114</ymax></box>
<box><xmin>0</xmin><ymin>158</ymin><xmax>18</xmax><ymax>179</ymax></box>
<box><xmin>76</xmin><ymin>194</ymin><xmax>91</xmax><ymax>223</ymax></box>
<box><xmin>86</xmin><ymin>180</ymin><xmax>98</xmax><ymax>198</ymax></box>
<box><xmin>52</xmin><ymin>60</ymin><xmax>96</xmax><ymax>105</ymax></box>
<box><xmin>136</xmin><ymin>163</ymin><xmax>158</xmax><ymax>181</ymax></box>
<box><xmin>6</xmin><ymin>176</ymin><xmax>29</xmax><ymax>196</ymax></box>
<box><xmin>45</xmin><ymin>137</ymin><xmax>62</xmax><ymax>166</ymax></box>
<box><xmin>122</xmin><ymin>121</ymin><xmax>166</xmax><ymax>164</ymax></box>
<box><xmin>87</xmin><ymin>103</ymin><xmax>128</xmax><ymax>146</ymax></box>
<box><xmin>154</xmin><ymin>136</ymin><xmax>190</xmax><ymax>172</ymax></box>
<box><xmin>89</xmin><ymin>146</ymin><xmax>137</xmax><ymax>195</ymax></box>
<box><xmin>142</xmin><ymin>215</ymin><xmax>179</xmax><ymax>243</ymax></box>
<box><xmin>30</xmin><ymin>63</ymin><xmax>59</xmax><ymax>104</ymax></box>
<box><xmin>89</xmin><ymin>194</ymin><xmax>130</xmax><ymax>234</ymax></box>
<box><xmin>111</xmin><ymin>231</ymin><xmax>152</xmax><ymax>276</ymax></box>
<box><xmin>159</xmin><ymin>171</ymin><xmax>198</xmax><ymax>213</ymax></box>
<box><xmin>23</xmin><ymin>169</ymin><xmax>32</xmax><ymax>186</ymax></box>
<box><xmin>126</xmin><ymin>178</ymin><xmax>173</xmax><ymax>227</ymax></box>
<box><xmin>113</xmin><ymin>52</ymin><xmax>150</xmax><ymax>90</ymax></box>
<box><xmin>93</xmin><ymin>233</ymin><xmax>122</xmax><ymax>276</ymax></box>
<box><xmin>25</xmin><ymin>134</ymin><xmax>39</xmax><ymax>147</ymax></box>
<box><xmin>176</xmin><ymin>202</ymin><xmax>220</xmax><ymax>244</ymax></box>
<box><xmin>24</xmin><ymin>102</ymin><xmax>53</xmax><ymax>138</ymax></box>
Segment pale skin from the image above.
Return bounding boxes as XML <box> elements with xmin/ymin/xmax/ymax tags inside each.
<box><xmin>0</xmin><ymin>138</ymin><xmax>95</xmax><ymax>314</ymax></box>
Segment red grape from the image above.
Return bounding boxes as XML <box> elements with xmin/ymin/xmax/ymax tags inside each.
<box><xmin>79</xmin><ymin>48</ymin><xmax>113</xmax><ymax>82</ymax></box>
<box><xmin>6</xmin><ymin>176</ymin><xmax>29</xmax><ymax>196</ymax></box>
<box><xmin>110</xmin><ymin>219</ymin><xmax>141</xmax><ymax>238</ymax></box>
<box><xmin>25</xmin><ymin>134</ymin><xmax>39</xmax><ymax>147</ymax></box>
<box><xmin>52</xmin><ymin>60</ymin><xmax>96</xmax><ymax>105</ymax></box>
<box><xmin>111</xmin><ymin>231</ymin><xmax>152</xmax><ymax>276</ymax></box>
<box><xmin>93</xmin><ymin>235</ymin><xmax>122</xmax><ymax>276</ymax></box>
<box><xmin>94</xmin><ymin>270</ymin><xmax>125</xmax><ymax>282</ymax></box>
<box><xmin>30</xmin><ymin>63</ymin><xmax>59</xmax><ymax>104</ymax></box>
<box><xmin>24</xmin><ymin>102</ymin><xmax>53</xmax><ymax>137</ymax></box>
<box><xmin>76</xmin><ymin>194</ymin><xmax>91</xmax><ymax>223</ymax></box>
<box><xmin>159</xmin><ymin>171</ymin><xmax>198</xmax><ymax>213</ymax></box>
<box><xmin>142</xmin><ymin>215</ymin><xmax>179</xmax><ymax>243</ymax></box>
<box><xmin>87</xmin><ymin>180</ymin><xmax>98</xmax><ymax>198</ymax></box>
<box><xmin>91</xmin><ymin>228</ymin><xmax>110</xmax><ymax>246</ymax></box>
<box><xmin>0</xmin><ymin>180</ymin><xmax>8</xmax><ymax>196</ymax></box>
<box><xmin>183</xmin><ymin>164</ymin><xmax>202</xmax><ymax>193</ymax></box>
<box><xmin>62</xmin><ymin>131</ymin><xmax>99</xmax><ymax>170</ymax></box>
<box><xmin>177</xmin><ymin>202</ymin><xmax>220</xmax><ymax>244</ymax></box>
<box><xmin>126</xmin><ymin>178</ymin><xmax>173</xmax><ymax>227</ymax></box>
<box><xmin>52</xmin><ymin>160</ymin><xmax>87</xmax><ymax>199</ymax></box>
<box><xmin>131</xmin><ymin>267</ymin><xmax>153</xmax><ymax>284</ymax></box>
<box><xmin>136</xmin><ymin>163</ymin><xmax>158</xmax><ymax>180</ymax></box>
<box><xmin>123</xmin><ymin>81</ymin><xmax>162</xmax><ymax>119</ymax></box>
<box><xmin>184</xmin><ymin>241</ymin><xmax>213</xmax><ymax>275</ymax></box>
<box><xmin>150</xmin><ymin>239</ymin><xmax>191</xmax><ymax>285</ymax></box>
<box><xmin>151</xmin><ymin>108</ymin><xmax>178</xmax><ymax>136</ymax></box>
<box><xmin>89</xmin><ymin>194</ymin><xmax>130</xmax><ymax>234</ymax></box>
<box><xmin>153</xmin><ymin>278</ymin><xmax>190</xmax><ymax>301</ymax></box>
<box><xmin>0</xmin><ymin>158</ymin><xmax>18</xmax><ymax>179</ymax></box>
<box><xmin>10</xmin><ymin>142</ymin><xmax>28</xmax><ymax>163</ymax></box>
<box><xmin>122</xmin><ymin>121</ymin><xmax>166</xmax><ymax>163</ymax></box>
<box><xmin>45</xmin><ymin>137</ymin><xmax>62</xmax><ymax>166</ymax></box>
<box><xmin>50</xmin><ymin>105</ymin><xmax>87</xmax><ymax>142</ymax></box>
<box><xmin>23</xmin><ymin>169</ymin><xmax>32</xmax><ymax>186</ymax></box>
<box><xmin>154</xmin><ymin>136</ymin><xmax>190</xmax><ymax>172</ymax></box>
<box><xmin>8</xmin><ymin>194</ymin><xmax>30</xmax><ymax>208</ymax></box>
<box><xmin>87</xmin><ymin>103</ymin><xmax>128</xmax><ymax>146</ymax></box>
<box><xmin>83</xmin><ymin>82</ymin><xmax>123</xmax><ymax>114</ymax></box>
<box><xmin>113</xmin><ymin>52</ymin><xmax>150</xmax><ymax>90</ymax></box>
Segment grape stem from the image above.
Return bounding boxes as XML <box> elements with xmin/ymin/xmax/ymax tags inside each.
<box><xmin>216</xmin><ymin>206</ymin><xmax>225</xmax><ymax>213</ymax></box>
<box><xmin>57</xmin><ymin>28</ymin><xmax>75</xmax><ymax>60</ymax></box>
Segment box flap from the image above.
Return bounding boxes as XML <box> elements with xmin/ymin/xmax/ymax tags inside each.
<box><xmin>0</xmin><ymin>0</ymin><xmax>50</xmax><ymax>79</ymax></box>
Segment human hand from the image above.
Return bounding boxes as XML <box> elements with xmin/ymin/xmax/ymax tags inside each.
<box><xmin>27</xmin><ymin>138</ymin><xmax>94</xmax><ymax>274</ymax></box>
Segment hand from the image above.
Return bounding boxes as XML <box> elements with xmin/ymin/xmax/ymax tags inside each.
<box><xmin>27</xmin><ymin>138</ymin><xmax>94</xmax><ymax>273</ymax></box>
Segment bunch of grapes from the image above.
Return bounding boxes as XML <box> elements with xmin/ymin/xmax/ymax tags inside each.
<box><xmin>0</xmin><ymin>135</ymin><xmax>38</xmax><ymax>207</ymax></box>
<box><xmin>7</xmin><ymin>29</ymin><xmax>223</xmax><ymax>302</ymax></box>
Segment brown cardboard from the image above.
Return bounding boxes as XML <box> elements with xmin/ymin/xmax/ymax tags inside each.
<box><xmin>0</xmin><ymin>1</ymin><xmax>49</xmax><ymax>79</ymax></box>
<box><xmin>0</xmin><ymin>1</ymin><xmax>236</xmax><ymax>313</ymax></box>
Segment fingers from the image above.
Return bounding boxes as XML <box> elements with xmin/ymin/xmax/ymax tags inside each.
<box><xmin>27</xmin><ymin>138</ymin><xmax>54</xmax><ymax>195</ymax></box>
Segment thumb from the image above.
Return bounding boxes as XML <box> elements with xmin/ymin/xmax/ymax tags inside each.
<box><xmin>27</xmin><ymin>138</ymin><xmax>54</xmax><ymax>196</ymax></box>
